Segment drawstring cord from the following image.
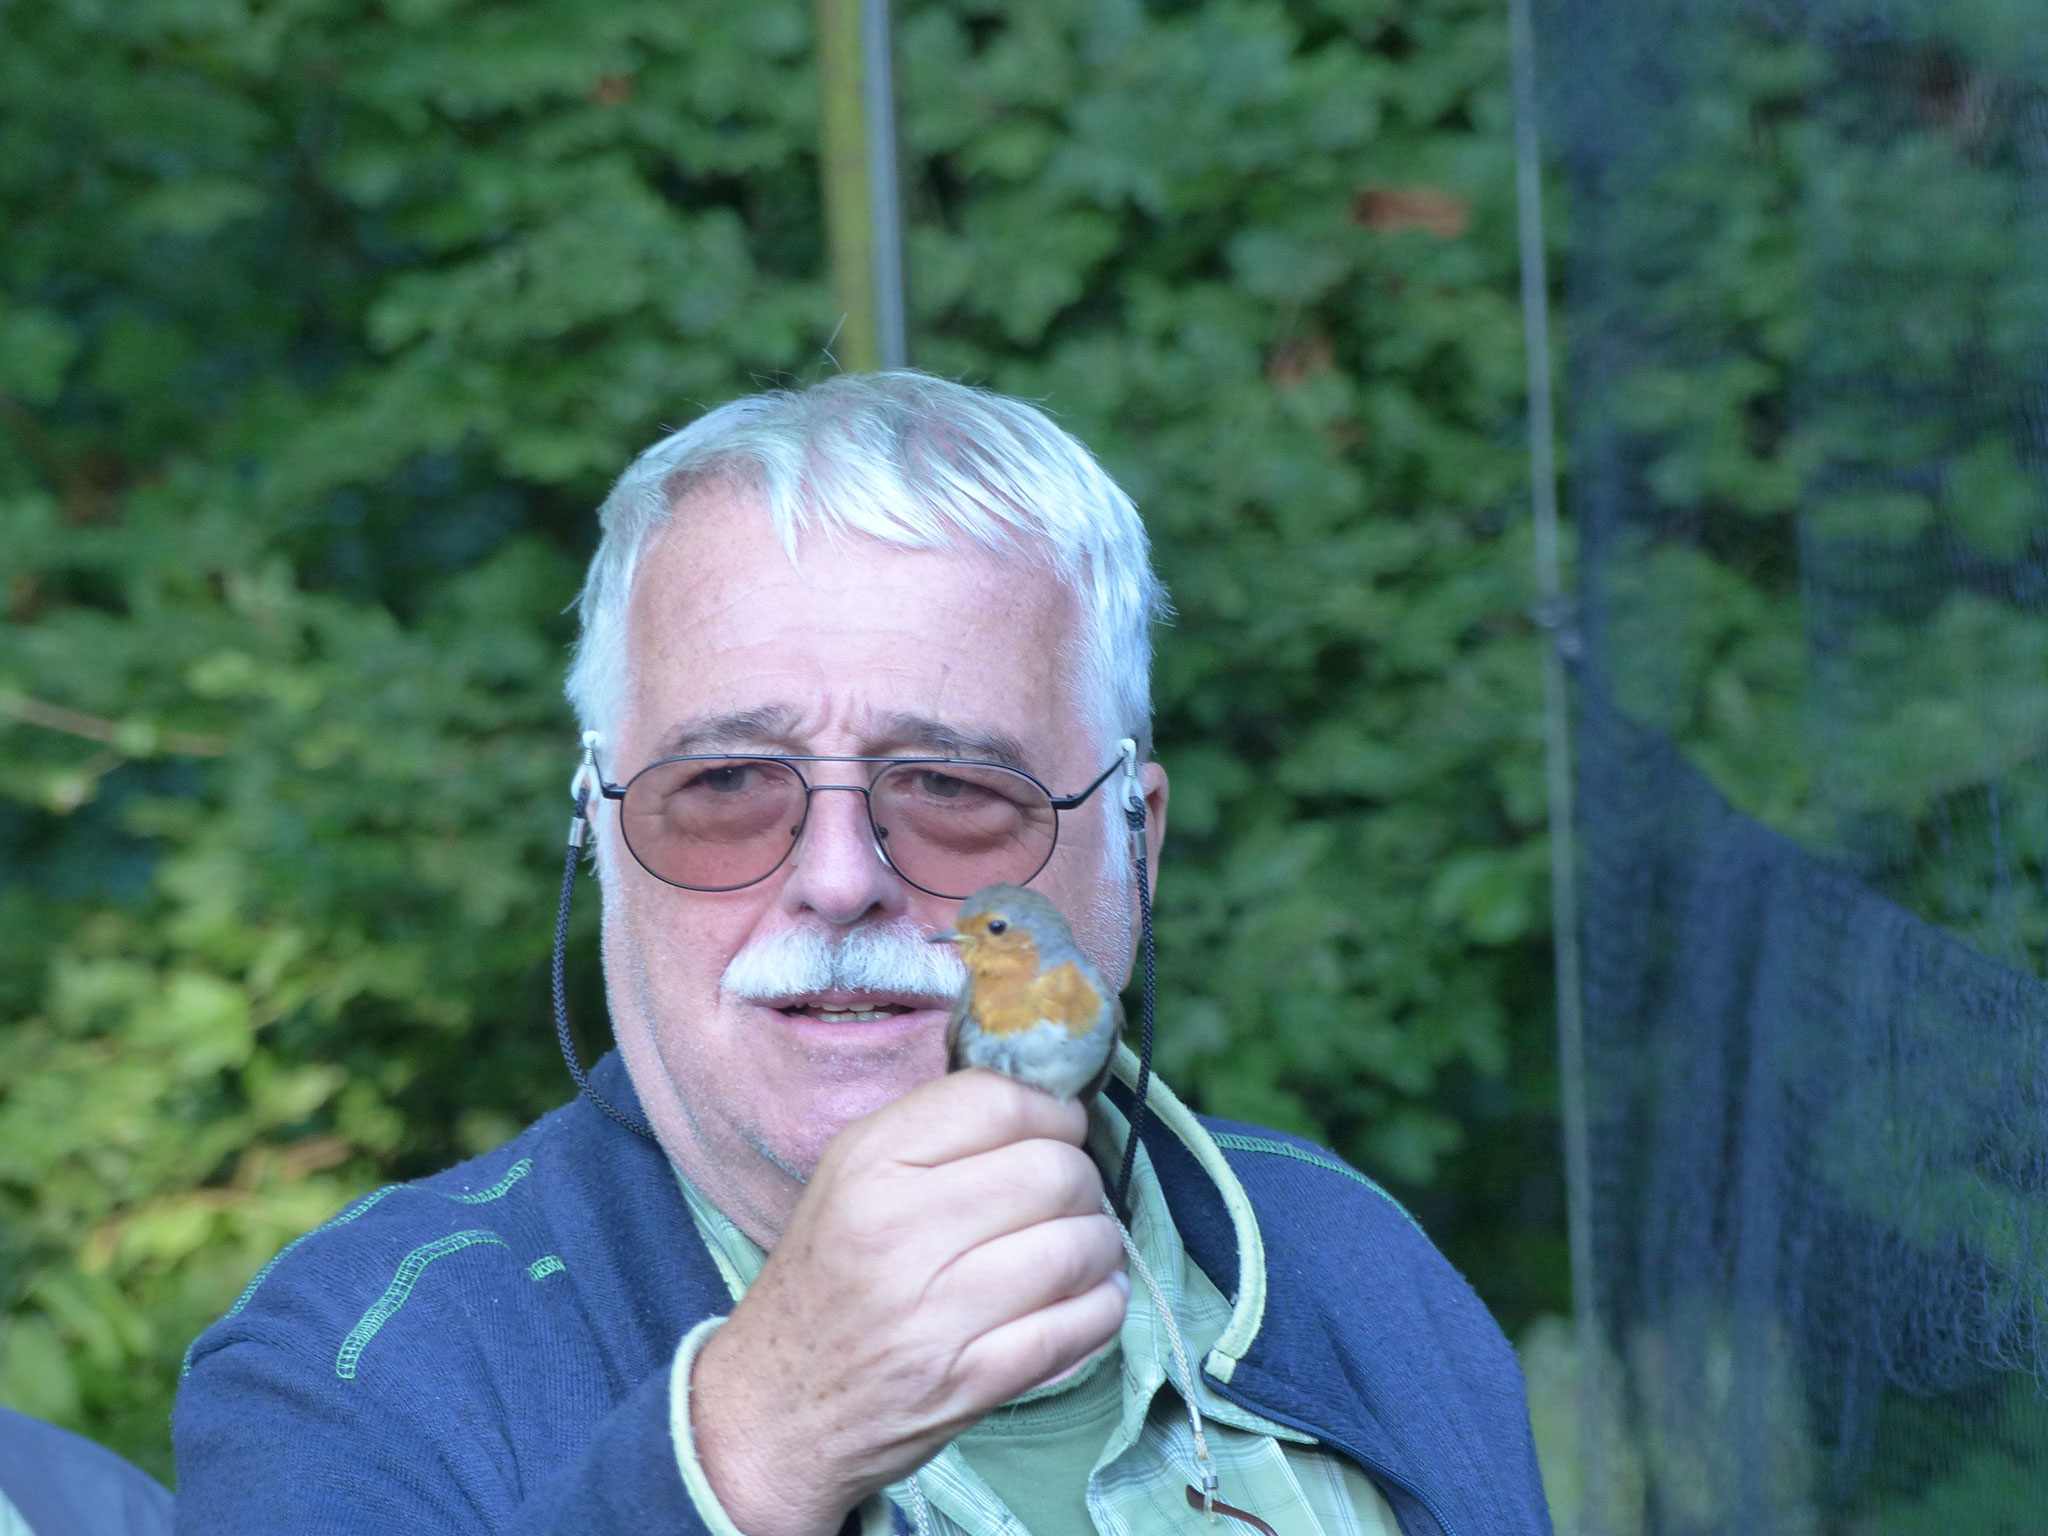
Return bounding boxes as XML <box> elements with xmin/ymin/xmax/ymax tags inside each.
<box><xmin>903</xmin><ymin>1475</ymin><xmax>937</xmax><ymax>1536</ymax></box>
<box><xmin>1097</xmin><ymin>735</ymin><xmax>1218</xmax><ymax>1520</ymax></box>
<box><xmin>1103</xmin><ymin>1195</ymin><xmax>1218</xmax><ymax>1518</ymax></box>
<box><xmin>899</xmin><ymin>1199</ymin><xmax>1219</xmax><ymax>1535</ymax></box>
<box><xmin>1112</xmin><ymin>741</ymin><xmax>1157</xmax><ymax>1218</ymax></box>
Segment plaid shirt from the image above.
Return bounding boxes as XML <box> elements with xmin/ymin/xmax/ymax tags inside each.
<box><xmin>671</xmin><ymin>1098</ymin><xmax>1401</xmax><ymax>1536</ymax></box>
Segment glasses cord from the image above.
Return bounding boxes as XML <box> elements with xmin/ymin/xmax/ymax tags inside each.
<box><xmin>554</xmin><ymin>791</ymin><xmax>661</xmax><ymax>1143</ymax></box>
<box><xmin>1112</xmin><ymin>799</ymin><xmax>1157</xmax><ymax>1218</ymax></box>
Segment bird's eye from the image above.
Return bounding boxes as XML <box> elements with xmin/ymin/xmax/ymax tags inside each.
<box><xmin>987</xmin><ymin>918</ymin><xmax>1008</xmax><ymax>935</ymax></box>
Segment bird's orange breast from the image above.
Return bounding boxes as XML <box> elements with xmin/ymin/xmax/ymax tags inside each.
<box><xmin>967</xmin><ymin>942</ymin><xmax>1103</xmax><ymax>1039</ymax></box>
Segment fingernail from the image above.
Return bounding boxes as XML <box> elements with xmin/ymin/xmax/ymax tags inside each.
<box><xmin>1110</xmin><ymin>1270</ymin><xmax>1131</xmax><ymax>1299</ymax></box>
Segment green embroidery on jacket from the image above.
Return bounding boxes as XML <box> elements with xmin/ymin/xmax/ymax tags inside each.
<box><xmin>1207</xmin><ymin>1132</ymin><xmax>1428</xmax><ymax>1240</ymax></box>
<box><xmin>179</xmin><ymin>1184</ymin><xmax>399</xmax><ymax>1379</ymax></box>
<box><xmin>183</xmin><ymin>1157</ymin><xmax>537</xmax><ymax>1379</ymax></box>
<box><xmin>336</xmin><ymin>1230</ymin><xmax>510</xmax><ymax>1381</ymax></box>
<box><xmin>528</xmin><ymin>1254</ymin><xmax>565</xmax><ymax>1281</ymax></box>
<box><xmin>451</xmin><ymin>1157</ymin><xmax>532</xmax><ymax>1204</ymax></box>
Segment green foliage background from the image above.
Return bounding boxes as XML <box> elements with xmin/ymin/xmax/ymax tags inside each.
<box><xmin>0</xmin><ymin>0</ymin><xmax>1563</xmax><ymax>1480</ymax></box>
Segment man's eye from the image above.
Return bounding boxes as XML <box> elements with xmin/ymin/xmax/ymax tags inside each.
<box><xmin>695</xmin><ymin>766</ymin><xmax>752</xmax><ymax>793</ymax></box>
<box><xmin>918</xmin><ymin>771</ymin><xmax>968</xmax><ymax>799</ymax></box>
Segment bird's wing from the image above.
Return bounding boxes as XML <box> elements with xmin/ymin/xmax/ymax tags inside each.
<box><xmin>1079</xmin><ymin>990</ymin><xmax>1121</xmax><ymax>1107</ymax></box>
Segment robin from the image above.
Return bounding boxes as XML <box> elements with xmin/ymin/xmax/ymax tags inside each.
<box><xmin>926</xmin><ymin>884</ymin><xmax>1227</xmax><ymax>1520</ymax></box>
<box><xmin>929</xmin><ymin>883</ymin><xmax>1120</xmax><ymax>1104</ymax></box>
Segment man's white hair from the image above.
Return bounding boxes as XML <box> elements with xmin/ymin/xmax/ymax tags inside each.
<box><xmin>565</xmin><ymin>371</ymin><xmax>1170</xmax><ymax>761</ymax></box>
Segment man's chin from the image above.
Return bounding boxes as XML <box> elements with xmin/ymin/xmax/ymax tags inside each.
<box><xmin>749</xmin><ymin>1003</ymin><xmax>951</xmax><ymax>1168</ymax></box>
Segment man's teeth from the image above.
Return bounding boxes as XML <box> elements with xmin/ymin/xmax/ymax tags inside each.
<box><xmin>802</xmin><ymin>1005</ymin><xmax>904</xmax><ymax>1023</ymax></box>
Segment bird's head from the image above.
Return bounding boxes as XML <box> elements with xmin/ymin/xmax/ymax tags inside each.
<box><xmin>927</xmin><ymin>883</ymin><xmax>1073</xmax><ymax>972</ymax></box>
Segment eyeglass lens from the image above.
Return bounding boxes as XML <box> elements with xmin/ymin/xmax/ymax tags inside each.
<box><xmin>616</xmin><ymin>758</ymin><xmax>1060</xmax><ymax>897</ymax></box>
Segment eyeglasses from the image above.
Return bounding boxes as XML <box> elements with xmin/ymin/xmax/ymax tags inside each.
<box><xmin>595</xmin><ymin>753</ymin><xmax>1125</xmax><ymax>900</ymax></box>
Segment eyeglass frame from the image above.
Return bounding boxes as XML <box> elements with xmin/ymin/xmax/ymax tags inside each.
<box><xmin>588</xmin><ymin>751</ymin><xmax>1130</xmax><ymax>898</ymax></box>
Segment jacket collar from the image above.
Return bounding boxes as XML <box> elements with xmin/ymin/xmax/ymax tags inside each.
<box><xmin>1101</xmin><ymin>1046</ymin><xmax>1268</xmax><ymax>1379</ymax></box>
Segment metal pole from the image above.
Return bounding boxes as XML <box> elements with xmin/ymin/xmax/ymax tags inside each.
<box><xmin>816</xmin><ymin>0</ymin><xmax>908</xmax><ymax>371</ymax></box>
<box><xmin>1508</xmin><ymin>0</ymin><xmax>1604</xmax><ymax>1528</ymax></box>
<box><xmin>861</xmin><ymin>0</ymin><xmax>907</xmax><ymax>369</ymax></box>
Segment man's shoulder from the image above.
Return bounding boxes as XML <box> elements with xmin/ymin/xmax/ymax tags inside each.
<box><xmin>178</xmin><ymin>1067</ymin><xmax>710</xmax><ymax>1394</ymax></box>
<box><xmin>1180</xmin><ymin>1114</ymin><xmax>1554</xmax><ymax>1536</ymax></box>
<box><xmin>179</xmin><ymin>1104</ymin><xmax>587</xmax><ymax>1382</ymax></box>
<box><xmin>1196</xmin><ymin>1116</ymin><xmax>1435</xmax><ymax>1250</ymax></box>
<box><xmin>170</xmin><ymin>1069</ymin><xmax>723</xmax><ymax>1525</ymax></box>
<box><xmin>1152</xmin><ymin>1108</ymin><xmax>1459</xmax><ymax>1299</ymax></box>
<box><xmin>1192</xmin><ymin>1112</ymin><xmax>1499</xmax><ymax>1341</ymax></box>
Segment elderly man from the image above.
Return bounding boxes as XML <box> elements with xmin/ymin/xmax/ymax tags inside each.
<box><xmin>174</xmin><ymin>373</ymin><xmax>1552</xmax><ymax>1536</ymax></box>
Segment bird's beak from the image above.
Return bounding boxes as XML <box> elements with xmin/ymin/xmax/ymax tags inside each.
<box><xmin>926</xmin><ymin>930</ymin><xmax>961</xmax><ymax>945</ymax></box>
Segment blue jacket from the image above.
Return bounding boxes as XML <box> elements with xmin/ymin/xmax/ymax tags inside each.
<box><xmin>173</xmin><ymin>1055</ymin><xmax>1551</xmax><ymax>1536</ymax></box>
<box><xmin>0</xmin><ymin>1408</ymin><xmax>173</xmax><ymax>1536</ymax></box>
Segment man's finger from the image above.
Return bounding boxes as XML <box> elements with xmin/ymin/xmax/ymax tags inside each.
<box><xmin>879</xmin><ymin>1069</ymin><xmax>1089</xmax><ymax>1167</ymax></box>
<box><xmin>924</xmin><ymin>1214</ymin><xmax>1122</xmax><ymax>1340</ymax></box>
<box><xmin>904</xmin><ymin>1136</ymin><xmax>1106</xmax><ymax>1253</ymax></box>
<box><xmin>951</xmin><ymin>1273</ymin><xmax>1130</xmax><ymax>1409</ymax></box>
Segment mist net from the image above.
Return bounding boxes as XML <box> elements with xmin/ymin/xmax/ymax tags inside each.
<box><xmin>1535</xmin><ymin>0</ymin><xmax>2048</xmax><ymax>1530</ymax></box>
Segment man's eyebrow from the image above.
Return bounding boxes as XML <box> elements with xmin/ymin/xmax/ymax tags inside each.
<box><xmin>649</xmin><ymin>708</ymin><xmax>802</xmax><ymax>759</ymax></box>
<box><xmin>642</xmin><ymin>709</ymin><xmax>1035</xmax><ymax>773</ymax></box>
<box><xmin>875</xmin><ymin>715</ymin><xmax>1033</xmax><ymax>773</ymax></box>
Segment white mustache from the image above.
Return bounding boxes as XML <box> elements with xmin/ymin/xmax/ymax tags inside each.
<box><xmin>721</xmin><ymin>920</ymin><xmax>967</xmax><ymax>1004</ymax></box>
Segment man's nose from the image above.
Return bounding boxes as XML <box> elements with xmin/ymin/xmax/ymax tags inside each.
<box><xmin>778</xmin><ymin>785</ymin><xmax>904</xmax><ymax>925</ymax></box>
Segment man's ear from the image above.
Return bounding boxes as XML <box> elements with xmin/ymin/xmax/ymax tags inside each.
<box><xmin>1139</xmin><ymin>760</ymin><xmax>1169</xmax><ymax>881</ymax></box>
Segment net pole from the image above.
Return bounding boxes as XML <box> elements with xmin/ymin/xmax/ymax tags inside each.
<box><xmin>860</xmin><ymin>0</ymin><xmax>908</xmax><ymax>369</ymax></box>
<box><xmin>816</xmin><ymin>0</ymin><xmax>908</xmax><ymax>371</ymax></box>
<box><xmin>1507</xmin><ymin>0</ymin><xmax>1603</xmax><ymax>1525</ymax></box>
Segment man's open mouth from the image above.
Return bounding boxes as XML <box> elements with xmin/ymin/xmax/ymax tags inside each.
<box><xmin>761</xmin><ymin>992</ymin><xmax>943</xmax><ymax>1025</ymax></box>
<box><xmin>785</xmin><ymin>1004</ymin><xmax>909</xmax><ymax>1023</ymax></box>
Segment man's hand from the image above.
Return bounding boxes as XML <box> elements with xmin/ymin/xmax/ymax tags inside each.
<box><xmin>689</xmin><ymin>1070</ymin><xmax>1127</xmax><ymax>1536</ymax></box>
